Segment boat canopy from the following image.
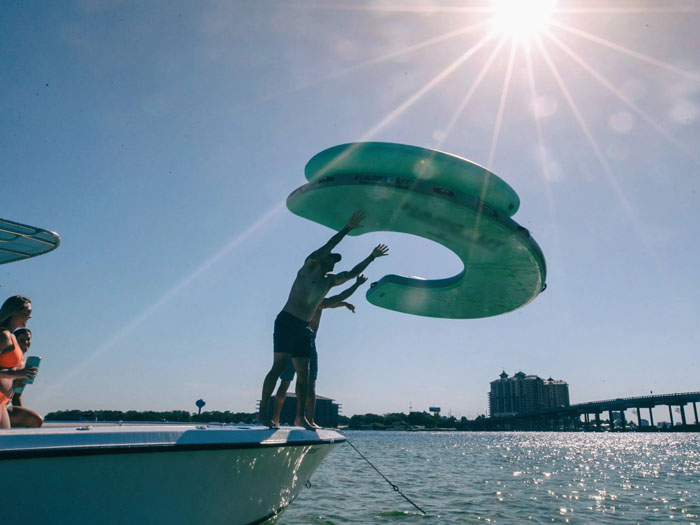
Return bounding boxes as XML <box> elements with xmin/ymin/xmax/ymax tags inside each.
<box><xmin>0</xmin><ymin>218</ymin><xmax>61</xmax><ymax>265</ymax></box>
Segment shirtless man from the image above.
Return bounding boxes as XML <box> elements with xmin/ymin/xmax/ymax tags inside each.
<box><xmin>259</xmin><ymin>212</ymin><xmax>388</xmax><ymax>429</ymax></box>
<box><xmin>271</xmin><ymin>274</ymin><xmax>367</xmax><ymax>428</ymax></box>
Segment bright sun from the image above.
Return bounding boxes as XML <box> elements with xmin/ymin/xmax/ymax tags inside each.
<box><xmin>490</xmin><ymin>0</ymin><xmax>558</xmax><ymax>42</ymax></box>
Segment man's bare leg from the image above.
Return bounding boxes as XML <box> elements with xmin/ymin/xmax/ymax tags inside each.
<box><xmin>272</xmin><ymin>380</ymin><xmax>292</xmax><ymax>426</ymax></box>
<box><xmin>258</xmin><ymin>353</ymin><xmax>291</xmax><ymax>427</ymax></box>
<box><xmin>306</xmin><ymin>380</ymin><xmax>320</xmax><ymax>429</ymax></box>
<box><xmin>292</xmin><ymin>356</ymin><xmax>313</xmax><ymax>429</ymax></box>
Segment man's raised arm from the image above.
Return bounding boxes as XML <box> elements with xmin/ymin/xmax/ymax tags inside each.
<box><xmin>321</xmin><ymin>274</ymin><xmax>368</xmax><ymax>309</ymax></box>
<box><xmin>331</xmin><ymin>244</ymin><xmax>389</xmax><ymax>286</ymax></box>
<box><xmin>306</xmin><ymin>211</ymin><xmax>365</xmax><ymax>263</ymax></box>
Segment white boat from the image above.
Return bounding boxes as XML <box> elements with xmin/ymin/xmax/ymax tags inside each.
<box><xmin>0</xmin><ymin>423</ymin><xmax>344</xmax><ymax>525</ymax></box>
<box><xmin>0</xmin><ymin>219</ymin><xmax>346</xmax><ymax>523</ymax></box>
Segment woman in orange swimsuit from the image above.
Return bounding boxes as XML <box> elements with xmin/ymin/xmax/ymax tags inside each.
<box><xmin>0</xmin><ymin>296</ymin><xmax>38</xmax><ymax>429</ymax></box>
<box><xmin>8</xmin><ymin>328</ymin><xmax>43</xmax><ymax>428</ymax></box>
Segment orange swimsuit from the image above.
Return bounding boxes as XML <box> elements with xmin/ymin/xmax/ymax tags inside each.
<box><xmin>0</xmin><ymin>332</ymin><xmax>24</xmax><ymax>409</ymax></box>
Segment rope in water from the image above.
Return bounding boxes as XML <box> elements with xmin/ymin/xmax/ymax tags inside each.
<box><xmin>344</xmin><ymin>436</ymin><xmax>426</xmax><ymax>515</ymax></box>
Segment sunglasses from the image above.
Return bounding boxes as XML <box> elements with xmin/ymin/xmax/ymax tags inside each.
<box><xmin>19</xmin><ymin>306</ymin><xmax>32</xmax><ymax>316</ymax></box>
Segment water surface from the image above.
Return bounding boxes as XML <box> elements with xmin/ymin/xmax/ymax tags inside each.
<box><xmin>273</xmin><ymin>431</ymin><xmax>700</xmax><ymax>523</ymax></box>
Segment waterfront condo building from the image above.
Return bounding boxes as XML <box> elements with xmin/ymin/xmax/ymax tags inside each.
<box><xmin>489</xmin><ymin>371</ymin><xmax>570</xmax><ymax>417</ymax></box>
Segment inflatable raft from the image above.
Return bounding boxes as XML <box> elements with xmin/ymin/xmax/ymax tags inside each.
<box><xmin>287</xmin><ymin>142</ymin><xmax>546</xmax><ymax>319</ymax></box>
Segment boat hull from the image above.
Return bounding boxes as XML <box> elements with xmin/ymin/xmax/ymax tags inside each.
<box><xmin>0</xmin><ymin>424</ymin><xmax>344</xmax><ymax>525</ymax></box>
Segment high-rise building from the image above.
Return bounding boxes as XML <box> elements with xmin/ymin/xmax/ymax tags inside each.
<box><xmin>489</xmin><ymin>371</ymin><xmax>570</xmax><ymax>417</ymax></box>
<box><xmin>543</xmin><ymin>377</ymin><xmax>570</xmax><ymax>409</ymax></box>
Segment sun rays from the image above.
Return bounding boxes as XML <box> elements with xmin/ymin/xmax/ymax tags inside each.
<box><xmin>256</xmin><ymin>0</ymin><xmax>700</xmax><ymax>221</ymax></box>
<box><xmin>260</xmin><ymin>19</ymin><xmax>491</xmax><ymax>102</ymax></box>
<box><xmin>256</xmin><ymin>0</ymin><xmax>700</xmax><ymax>277</ymax></box>
<box><xmin>281</xmin><ymin>0</ymin><xmax>700</xmax><ymax>227</ymax></box>
<box><xmin>542</xmin><ymin>28</ymin><xmax>700</xmax><ymax>165</ymax></box>
<box><xmin>549</xmin><ymin>19</ymin><xmax>700</xmax><ymax>84</ymax></box>
<box><xmin>299</xmin><ymin>1</ymin><xmax>699</xmax><ymax>155</ymax></box>
<box><xmin>263</xmin><ymin>0</ymin><xmax>699</xmax><ymax>284</ymax></box>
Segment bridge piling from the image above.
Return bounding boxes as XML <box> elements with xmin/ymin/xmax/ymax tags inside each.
<box><xmin>648</xmin><ymin>407</ymin><xmax>655</xmax><ymax>427</ymax></box>
<box><xmin>669</xmin><ymin>405</ymin><xmax>674</xmax><ymax>427</ymax></box>
<box><xmin>680</xmin><ymin>404</ymin><xmax>687</xmax><ymax>426</ymax></box>
<box><xmin>694</xmin><ymin>402</ymin><xmax>699</xmax><ymax>425</ymax></box>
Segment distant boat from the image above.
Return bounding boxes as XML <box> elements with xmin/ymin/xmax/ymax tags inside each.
<box><xmin>0</xmin><ymin>219</ymin><xmax>345</xmax><ymax>524</ymax></box>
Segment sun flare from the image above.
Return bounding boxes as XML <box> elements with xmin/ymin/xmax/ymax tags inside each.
<box><xmin>490</xmin><ymin>0</ymin><xmax>558</xmax><ymax>42</ymax></box>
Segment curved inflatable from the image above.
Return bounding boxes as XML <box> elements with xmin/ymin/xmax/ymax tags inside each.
<box><xmin>305</xmin><ymin>142</ymin><xmax>520</xmax><ymax>216</ymax></box>
<box><xmin>287</xmin><ymin>142</ymin><xmax>546</xmax><ymax>319</ymax></box>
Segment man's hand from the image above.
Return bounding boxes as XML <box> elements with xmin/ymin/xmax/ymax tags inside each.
<box><xmin>347</xmin><ymin>212</ymin><xmax>366</xmax><ymax>230</ymax></box>
<box><xmin>355</xmin><ymin>274</ymin><xmax>368</xmax><ymax>286</ymax></box>
<box><xmin>344</xmin><ymin>302</ymin><xmax>356</xmax><ymax>313</ymax></box>
<box><xmin>310</xmin><ymin>211</ymin><xmax>365</xmax><ymax>263</ymax></box>
<box><xmin>371</xmin><ymin>244</ymin><xmax>389</xmax><ymax>258</ymax></box>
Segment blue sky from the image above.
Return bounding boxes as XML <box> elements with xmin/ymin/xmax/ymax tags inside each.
<box><xmin>1</xmin><ymin>0</ymin><xmax>698</xmax><ymax>421</ymax></box>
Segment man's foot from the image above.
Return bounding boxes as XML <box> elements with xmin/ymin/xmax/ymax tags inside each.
<box><xmin>309</xmin><ymin>420</ymin><xmax>322</xmax><ymax>430</ymax></box>
<box><xmin>294</xmin><ymin>417</ymin><xmax>316</xmax><ymax>430</ymax></box>
<box><xmin>257</xmin><ymin>414</ymin><xmax>278</xmax><ymax>429</ymax></box>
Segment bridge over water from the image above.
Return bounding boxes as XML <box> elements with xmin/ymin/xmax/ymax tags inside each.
<box><xmin>477</xmin><ymin>391</ymin><xmax>700</xmax><ymax>431</ymax></box>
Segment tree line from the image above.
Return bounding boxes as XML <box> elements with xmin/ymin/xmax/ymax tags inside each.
<box><xmin>339</xmin><ymin>411</ymin><xmax>488</xmax><ymax>430</ymax></box>
<box><xmin>45</xmin><ymin>409</ymin><xmax>258</xmax><ymax>424</ymax></box>
<box><xmin>46</xmin><ymin>409</ymin><xmax>487</xmax><ymax>429</ymax></box>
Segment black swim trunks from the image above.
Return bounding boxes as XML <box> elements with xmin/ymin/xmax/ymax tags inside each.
<box><xmin>273</xmin><ymin>310</ymin><xmax>314</xmax><ymax>358</ymax></box>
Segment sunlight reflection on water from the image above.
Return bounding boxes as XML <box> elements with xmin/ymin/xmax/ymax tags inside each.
<box><xmin>274</xmin><ymin>431</ymin><xmax>700</xmax><ymax>524</ymax></box>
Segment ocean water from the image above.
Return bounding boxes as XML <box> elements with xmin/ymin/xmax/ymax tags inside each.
<box><xmin>272</xmin><ymin>431</ymin><xmax>700</xmax><ymax>524</ymax></box>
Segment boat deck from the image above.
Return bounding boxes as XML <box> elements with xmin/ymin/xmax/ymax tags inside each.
<box><xmin>0</xmin><ymin>423</ymin><xmax>345</xmax><ymax>458</ymax></box>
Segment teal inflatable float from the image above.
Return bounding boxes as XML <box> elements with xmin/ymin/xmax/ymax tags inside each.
<box><xmin>287</xmin><ymin>142</ymin><xmax>546</xmax><ymax>319</ymax></box>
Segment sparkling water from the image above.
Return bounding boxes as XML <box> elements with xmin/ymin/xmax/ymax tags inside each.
<box><xmin>273</xmin><ymin>431</ymin><xmax>700</xmax><ymax>524</ymax></box>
